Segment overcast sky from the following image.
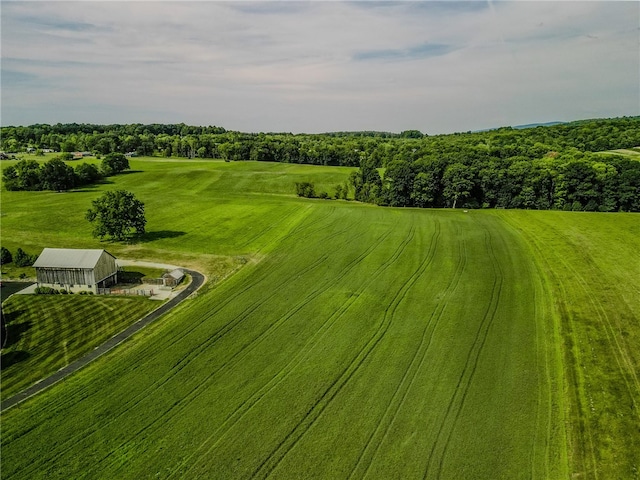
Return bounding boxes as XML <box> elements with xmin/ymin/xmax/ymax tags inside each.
<box><xmin>1</xmin><ymin>1</ymin><xmax>638</xmax><ymax>134</ymax></box>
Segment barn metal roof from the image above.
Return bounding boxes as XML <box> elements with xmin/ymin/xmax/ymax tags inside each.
<box><xmin>33</xmin><ymin>248</ymin><xmax>116</xmax><ymax>269</ymax></box>
<box><xmin>164</xmin><ymin>268</ymin><xmax>184</xmax><ymax>280</ymax></box>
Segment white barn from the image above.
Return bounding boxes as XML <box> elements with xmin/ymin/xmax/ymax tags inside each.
<box><xmin>33</xmin><ymin>248</ymin><xmax>118</xmax><ymax>293</ymax></box>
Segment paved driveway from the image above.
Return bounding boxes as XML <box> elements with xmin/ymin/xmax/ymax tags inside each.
<box><xmin>1</xmin><ymin>268</ymin><xmax>205</xmax><ymax>411</ymax></box>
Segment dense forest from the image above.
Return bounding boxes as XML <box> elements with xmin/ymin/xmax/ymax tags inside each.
<box><xmin>1</xmin><ymin>117</ymin><xmax>639</xmax><ymax>211</ymax></box>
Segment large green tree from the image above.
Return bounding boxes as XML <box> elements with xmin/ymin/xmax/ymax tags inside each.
<box><xmin>40</xmin><ymin>158</ymin><xmax>78</xmax><ymax>191</ymax></box>
<box><xmin>443</xmin><ymin>162</ymin><xmax>475</xmax><ymax>208</ymax></box>
<box><xmin>75</xmin><ymin>162</ymin><xmax>102</xmax><ymax>185</ymax></box>
<box><xmin>86</xmin><ymin>190</ymin><xmax>146</xmax><ymax>241</ymax></box>
<box><xmin>2</xmin><ymin>159</ymin><xmax>42</xmax><ymax>191</ymax></box>
<box><xmin>101</xmin><ymin>153</ymin><xmax>130</xmax><ymax>175</ymax></box>
<box><xmin>382</xmin><ymin>159</ymin><xmax>414</xmax><ymax>206</ymax></box>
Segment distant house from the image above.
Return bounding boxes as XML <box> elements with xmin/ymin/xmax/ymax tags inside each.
<box><xmin>33</xmin><ymin>248</ymin><xmax>118</xmax><ymax>293</ymax></box>
<box><xmin>72</xmin><ymin>152</ymin><xmax>84</xmax><ymax>160</ymax></box>
<box><xmin>163</xmin><ymin>269</ymin><xmax>185</xmax><ymax>287</ymax></box>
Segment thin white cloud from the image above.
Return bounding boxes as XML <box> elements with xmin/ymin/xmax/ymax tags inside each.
<box><xmin>1</xmin><ymin>1</ymin><xmax>638</xmax><ymax>133</ymax></box>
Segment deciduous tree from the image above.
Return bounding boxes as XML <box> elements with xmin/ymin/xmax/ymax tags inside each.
<box><xmin>0</xmin><ymin>247</ymin><xmax>12</xmax><ymax>265</ymax></box>
<box><xmin>443</xmin><ymin>163</ymin><xmax>474</xmax><ymax>208</ymax></box>
<box><xmin>40</xmin><ymin>158</ymin><xmax>77</xmax><ymax>191</ymax></box>
<box><xmin>86</xmin><ymin>190</ymin><xmax>146</xmax><ymax>241</ymax></box>
<box><xmin>101</xmin><ymin>153</ymin><xmax>130</xmax><ymax>175</ymax></box>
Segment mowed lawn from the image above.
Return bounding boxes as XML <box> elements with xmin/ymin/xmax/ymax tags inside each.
<box><xmin>0</xmin><ymin>158</ymin><xmax>637</xmax><ymax>479</ymax></box>
<box><xmin>1</xmin><ymin>295</ymin><xmax>159</xmax><ymax>400</ymax></box>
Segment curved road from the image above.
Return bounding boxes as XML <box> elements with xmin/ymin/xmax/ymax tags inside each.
<box><xmin>1</xmin><ymin>269</ymin><xmax>205</xmax><ymax>412</ymax></box>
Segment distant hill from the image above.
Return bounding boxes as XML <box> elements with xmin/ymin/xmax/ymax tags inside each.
<box><xmin>474</xmin><ymin>121</ymin><xmax>566</xmax><ymax>133</ymax></box>
<box><xmin>513</xmin><ymin>121</ymin><xmax>566</xmax><ymax>130</ymax></box>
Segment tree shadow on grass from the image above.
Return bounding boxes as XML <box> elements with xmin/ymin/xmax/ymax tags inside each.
<box><xmin>1</xmin><ymin>313</ymin><xmax>31</xmax><ymax>350</ymax></box>
<box><xmin>68</xmin><ymin>178</ymin><xmax>115</xmax><ymax>192</ymax></box>
<box><xmin>70</xmin><ymin>187</ymin><xmax>103</xmax><ymax>193</ymax></box>
<box><xmin>97</xmin><ymin>231</ymin><xmax>186</xmax><ymax>245</ymax></box>
<box><xmin>1</xmin><ymin>350</ymin><xmax>31</xmax><ymax>369</ymax></box>
<box><xmin>135</xmin><ymin>230</ymin><xmax>186</xmax><ymax>244</ymax></box>
<box><xmin>117</xmin><ymin>271</ymin><xmax>145</xmax><ymax>284</ymax></box>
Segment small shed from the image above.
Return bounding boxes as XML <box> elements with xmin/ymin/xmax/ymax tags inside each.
<box><xmin>33</xmin><ymin>248</ymin><xmax>118</xmax><ymax>293</ymax></box>
<box><xmin>163</xmin><ymin>269</ymin><xmax>185</xmax><ymax>287</ymax></box>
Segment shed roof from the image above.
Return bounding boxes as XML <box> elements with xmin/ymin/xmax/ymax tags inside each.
<box><xmin>164</xmin><ymin>269</ymin><xmax>185</xmax><ymax>280</ymax></box>
<box><xmin>33</xmin><ymin>248</ymin><xmax>116</xmax><ymax>269</ymax></box>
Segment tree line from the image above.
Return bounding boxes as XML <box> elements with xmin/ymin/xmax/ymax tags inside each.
<box><xmin>2</xmin><ymin>153</ymin><xmax>130</xmax><ymax>192</ymax></box>
<box><xmin>348</xmin><ymin>150</ymin><xmax>640</xmax><ymax>212</ymax></box>
<box><xmin>1</xmin><ymin>117</ymin><xmax>639</xmax><ymax>166</ymax></box>
<box><xmin>2</xmin><ymin>117</ymin><xmax>639</xmax><ymax>211</ymax></box>
<box><xmin>1</xmin><ymin>246</ymin><xmax>38</xmax><ymax>268</ymax></box>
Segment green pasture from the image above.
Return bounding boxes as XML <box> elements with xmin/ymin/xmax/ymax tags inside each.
<box><xmin>1</xmin><ymin>294</ymin><xmax>158</xmax><ymax>400</ymax></box>
<box><xmin>0</xmin><ymin>158</ymin><xmax>638</xmax><ymax>479</ymax></box>
<box><xmin>500</xmin><ymin>211</ymin><xmax>640</xmax><ymax>478</ymax></box>
<box><xmin>0</xmin><ymin>157</ymin><xmax>353</xmax><ymax>270</ymax></box>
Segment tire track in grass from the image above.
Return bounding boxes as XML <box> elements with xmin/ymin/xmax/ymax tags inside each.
<box><xmin>259</xmin><ymin>204</ymin><xmax>365</xmax><ymax>259</ymax></box>
<box><xmin>547</xmin><ymin>221</ymin><xmax>640</xmax><ymax>394</ymax></box>
<box><xmin>549</xmin><ymin>268</ymin><xmax>598</xmax><ymax>478</ymax></box>
<box><xmin>518</xmin><ymin>218</ymin><xmax>638</xmax><ymax>478</ymax></box>
<box><xmin>281</xmin><ymin>204</ymin><xmax>333</xmax><ymax>241</ymax></box>
<box><xmin>139</xmin><ymin>204</ymin><xmax>341</xmax><ymax>364</ymax></box>
<box><xmin>10</xmin><ymin>253</ymin><xmax>334</xmax><ymax>479</ymax></box>
<box><xmin>98</xmin><ymin>224</ymin><xmax>398</xmax><ymax>476</ymax></box>
<box><xmin>349</xmin><ymin>227</ymin><xmax>466</xmax><ymax>480</ymax></box>
<box><xmin>127</xmin><ymin>221</ymin><xmax>372</xmax><ymax>404</ymax></box>
<box><xmin>530</xmin><ymin>274</ymin><xmax>557</xmax><ymax>480</ymax></box>
<box><xmin>6</xmin><ymin>211</ymin><xmax>362</xmax><ymax>476</ymax></box>
<box><xmin>236</xmin><ymin>205</ymin><xmax>310</xmax><ymax>251</ymax></box>
<box><xmin>556</xmin><ymin>239</ymin><xmax>640</xmax><ymax>397</ymax></box>
<box><xmin>68</xmin><ymin>213</ymin><xmax>377</xmax><ymax>474</ymax></box>
<box><xmin>545</xmin><ymin>234</ymin><xmax>639</xmax><ymax>479</ymax></box>
<box><xmin>530</xmin><ymin>282</ymin><xmax>544</xmax><ymax>480</ymax></box>
<box><xmin>11</xmin><ymin>209</ymin><xmax>361</xmax><ymax>474</ymax></box>
<box><xmin>424</xmin><ymin>226</ymin><xmax>504</xmax><ymax>479</ymax></box>
<box><xmin>169</xmin><ymin>220</ymin><xmax>421</xmax><ymax>479</ymax></box>
<box><xmin>499</xmin><ymin>214</ymin><xmax>596</xmax><ymax>477</ymax></box>
<box><xmin>285</xmin><ymin>205</ymin><xmax>369</xmax><ymax>251</ymax></box>
<box><xmin>249</xmin><ymin>221</ymin><xmax>441</xmax><ymax>480</ymax></box>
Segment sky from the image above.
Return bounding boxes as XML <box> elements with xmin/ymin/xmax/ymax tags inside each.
<box><xmin>1</xmin><ymin>1</ymin><xmax>638</xmax><ymax>134</ymax></box>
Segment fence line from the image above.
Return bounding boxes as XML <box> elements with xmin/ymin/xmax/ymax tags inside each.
<box><xmin>97</xmin><ymin>288</ymin><xmax>154</xmax><ymax>297</ymax></box>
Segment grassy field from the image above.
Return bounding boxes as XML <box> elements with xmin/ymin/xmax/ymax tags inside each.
<box><xmin>500</xmin><ymin>211</ymin><xmax>640</xmax><ymax>478</ymax></box>
<box><xmin>599</xmin><ymin>147</ymin><xmax>640</xmax><ymax>157</ymax></box>
<box><xmin>1</xmin><ymin>294</ymin><xmax>159</xmax><ymax>400</ymax></box>
<box><xmin>0</xmin><ymin>157</ymin><xmax>638</xmax><ymax>479</ymax></box>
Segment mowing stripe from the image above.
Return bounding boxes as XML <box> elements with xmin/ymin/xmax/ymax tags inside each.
<box><xmin>0</xmin><ymin>269</ymin><xmax>204</xmax><ymax>412</ymax></box>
